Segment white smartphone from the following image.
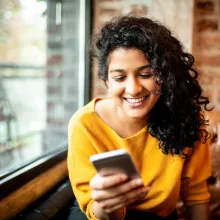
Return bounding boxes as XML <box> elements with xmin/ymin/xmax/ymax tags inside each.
<box><xmin>89</xmin><ymin>149</ymin><xmax>140</xmax><ymax>179</ymax></box>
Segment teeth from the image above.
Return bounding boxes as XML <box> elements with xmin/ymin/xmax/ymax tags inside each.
<box><xmin>126</xmin><ymin>96</ymin><xmax>146</xmax><ymax>103</ymax></box>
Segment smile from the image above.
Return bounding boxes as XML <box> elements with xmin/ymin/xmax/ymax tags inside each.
<box><xmin>125</xmin><ymin>96</ymin><xmax>148</xmax><ymax>104</ymax></box>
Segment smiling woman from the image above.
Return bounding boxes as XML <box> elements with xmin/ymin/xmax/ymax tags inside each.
<box><xmin>67</xmin><ymin>16</ymin><xmax>212</xmax><ymax>220</ymax></box>
<box><xmin>106</xmin><ymin>48</ymin><xmax>161</xmax><ymax>122</ymax></box>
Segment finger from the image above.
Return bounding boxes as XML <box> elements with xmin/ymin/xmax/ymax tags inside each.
<box><xmin>90</xmin><ymin>173</ymin><xmax>128</xmax><ymax>190</ymax></box>
<box><xmin>92</xmin><ymin>178</ymin><xmax>144</xmax><ymax>201</ymax></box>
<box><xmin>99</xmin><ymin>186</ymin><xmax>150</xmax><ymax>213</ymax></box>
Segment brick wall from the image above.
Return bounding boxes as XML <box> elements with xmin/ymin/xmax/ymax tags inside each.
<box><xmin>92</xmin><ymin>0</ymin><xmax>194</xmax><ymax>98</ymax></box>
<box><xmin>193</xmin><ymin>0</ymin><xmax>220</xmax><ymax>109</ymax></box>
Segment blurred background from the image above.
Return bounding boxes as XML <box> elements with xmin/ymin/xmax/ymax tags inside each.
<box><xmin>0</xmin><ymin>0</ymin><xmax>220</xmax><ymax>219</ymax></box>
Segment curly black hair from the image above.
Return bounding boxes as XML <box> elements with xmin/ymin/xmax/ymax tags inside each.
<box><xmin>93</xmin><ymin>15</ymin><xmax>212</xmax><ymax>155</ymax></box>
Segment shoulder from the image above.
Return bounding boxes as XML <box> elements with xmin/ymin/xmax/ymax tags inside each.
<box><xmin>68</xmin><ymin>97</ymin><xmax>111</xmax><ymax>132</ymax></box>
<box><xmin>68</xmin><ymin>99</ymin><xmax>96</xmax><ymax>131</ymax></box>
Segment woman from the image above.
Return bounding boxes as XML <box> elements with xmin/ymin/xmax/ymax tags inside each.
<box><xmin>68</xmin><ymin>16</ymin><xmax>211</xmax><ymax>220</ymax></box>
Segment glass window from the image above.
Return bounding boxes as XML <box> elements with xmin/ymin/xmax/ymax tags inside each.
<box><xmin>0</xmin><ymin>0</ymin><xmax>87</xmax><ymax>176</ymax></box>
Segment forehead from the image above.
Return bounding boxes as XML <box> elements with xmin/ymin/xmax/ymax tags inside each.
<box><xmin>108</xmin><ymin>48</ymin><xmax>150</xmax><ymax>69</ymax></box>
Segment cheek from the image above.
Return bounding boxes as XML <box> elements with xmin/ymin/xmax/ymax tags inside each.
<box><xmin>154</xmin><ymin>94</ymin><xmax>161</xmax><ymax>103</ymax></box>
<box><xmin>108</xmin><ymin>83</ymin><xmax>125</xmax><ymax>96</ymax></box>
<box><xmin>148</xmin><ymin>79</ymin><xmax>161</xmax><ymax>92</ymax></box>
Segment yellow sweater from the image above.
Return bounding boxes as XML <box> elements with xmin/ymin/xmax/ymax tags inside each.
<box><xmin>68</xmin><ymin>98</ymin><xmax>211</xmax><ymax>219</ymax></box>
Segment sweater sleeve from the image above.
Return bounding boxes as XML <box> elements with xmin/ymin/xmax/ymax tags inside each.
<box><xmin>67</xmin><ymin>116</ymin><xmax>99</xmax><ymax>219</ymax></box>
<box><xmin>180</xmin><ymin>140</ymin><xmax>211</xmax><ymax>206</ymax></box>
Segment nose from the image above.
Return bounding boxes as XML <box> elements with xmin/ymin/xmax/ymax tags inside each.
<box><xmin>125</xmin><ymin>77</ymin><xmax>143</xmax><ymax>96</ymax></box>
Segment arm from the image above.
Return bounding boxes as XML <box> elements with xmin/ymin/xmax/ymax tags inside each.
<box><xmin>68</xmin><ymin>116</ymin><xmax>149</xmax><ymax>219</ymax></box>
<box><xmin>186</xmin><ymin>203</ymin><xmax>210</xmax><ymax>220</ymax></box>
<box><xmin>181</xmin><ymin>140</ymin><xmax>211</xmax><ymax>219</ymax></box>
<box><xmin>68</xmin><ymin>117</ymin><xmax>100</xmax><ymax>219</ymax></box>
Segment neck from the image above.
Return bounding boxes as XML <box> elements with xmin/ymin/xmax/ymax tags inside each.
<box><xmin>115</xmin><ymin>105</ymin><xmax>148</xmax><ymax>132</ymax></box>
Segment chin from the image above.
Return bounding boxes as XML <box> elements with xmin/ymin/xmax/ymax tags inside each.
<box><xmin>126</xmin><ymin>112</ymin><xmax>148</xmax><ymax>120</ymax></box>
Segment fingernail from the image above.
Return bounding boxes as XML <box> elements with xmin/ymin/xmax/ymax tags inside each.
<box><xmin>120</xmin><ymin>175</ymin><xmax>127</xmax><ymax>181</ymax></box>
<box><xmin>136</xmin><ymin>179</ymin><xmax>143</xmax><ymax>186</ymax></box>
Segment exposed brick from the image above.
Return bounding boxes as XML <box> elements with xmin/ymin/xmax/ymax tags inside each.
<box><xmin>99</xmin><ymin>8</ymin><xmax>118</xmax><ymax>14</ymax></box>
<box><xmin>199</xmin><ymin>72</ymin><xmax>220</xmax><ymax>85</ymax></box>
<box><xmin>197</xmin><ymin>18</ymin><xmax>218</xmax><ymax>32</ymax></box>
<box><xmin>195</xmin><ymin>34</ymin><xmax>220</xmax><ymax>50</ymax></box>
<box><xmin>195</xmin><ymin>55</ymin><xmax>220</xmax><ymax>66</ymax></box>
<box><xmin>46</xmin><ymin>70</ymin><xmax>62</xmax><ymax>78</ymax></box>
<box><xmin>195</xmin><ymin>0</ymin><xmax>214</xmax><ymax>14</ymax></box>
<box><xmin>192</xmin><ymin>0</ymin><xmax>220</xmax><ymax>106</ymax></box>
<box><xmin>47</xmin><ymin>55</ymin><xmax>63</xmax><ymax>66</ymax></box>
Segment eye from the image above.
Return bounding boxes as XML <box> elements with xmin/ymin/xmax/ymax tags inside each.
<box><xmin>113</xmin><ymin>76</ymin><xmax>126</xmax><ymax>82</ymax></box>
<box><xmin>138</xmin><ymin>73</ymin><xmax>153</xmax><ymax>79</ymax></box>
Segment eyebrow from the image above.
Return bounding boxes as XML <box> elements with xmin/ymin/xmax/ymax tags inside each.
<box><xmin>109</xmin><ymin>64</ymin><xmax>152</xmax><ymax>73</ymax></box>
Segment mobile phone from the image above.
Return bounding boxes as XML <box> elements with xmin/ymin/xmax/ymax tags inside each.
<box><xmin>89</xmin><ymin>149</ymin><xmax>140</xmax><ymax>179</ymax></box>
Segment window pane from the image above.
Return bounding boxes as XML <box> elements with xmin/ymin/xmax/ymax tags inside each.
<box><xmin>0</xmin><ymin>0</ymin><xmax>85</xmax><ymax>176</ymax></box>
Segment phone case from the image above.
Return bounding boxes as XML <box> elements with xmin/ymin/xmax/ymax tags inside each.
<box><xmin>90</xmin><ymin>149</ymin><xmax>140</xmax><ymax>178</ymax></box>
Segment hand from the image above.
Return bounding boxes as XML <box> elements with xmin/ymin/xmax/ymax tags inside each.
<box><xmin>90</xmin><ymin>173</ymin><xmax>150</xmax><ymax>214</ymax></box>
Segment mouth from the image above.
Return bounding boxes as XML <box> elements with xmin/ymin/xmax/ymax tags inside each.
<box><xmin>124</xmin><ymin>96</ymin><xmax>148</xmax><ymax>106</ymax></box>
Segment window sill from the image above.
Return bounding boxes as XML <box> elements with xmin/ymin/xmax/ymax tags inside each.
<box><xmin>0</xmin><ymin>145</ymin><xmax>68</xmax><ymax>201</ymax></box>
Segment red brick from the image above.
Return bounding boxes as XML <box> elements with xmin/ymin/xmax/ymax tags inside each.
<box><xmin>46</xmin><ymin>70</ymin><xmax>62</xmax><ymax>78</ymax></box>
<box><xmin>195</xmin><ymin>34</ymin><xmax>220</xmax><ymax>50</ymax></box>
<box><xmin>193</xmin><ymin>0</ymin><xmax>220</xmax><ymax>107</ymax></box>
<box><xmin>196</xmin><ymin>18</ymin><xmax>218</xmax><ymax>32</ymax></box>
<box><xmin>195</xmin><ymin>0</ymin><xmax>214</xmax><ymax>15</ymax></box>
<box><xmin>47</xmin><ymin>55</ymin><xmax>63</xmax><ymax>66</ymax></box>
<box><xmin>199</xmin><ymin>72</ymin><xmax>220</xmax><ymax>85</ymax></box>
<box><xmin>99</xmin><ymin>8</ymin><xmax>118</xmax><ymax>14</ymax></box>
<box><xmin>195</xmin><ymin>55</ymin><xmax>220</xmax><ymax>66</ymax></box>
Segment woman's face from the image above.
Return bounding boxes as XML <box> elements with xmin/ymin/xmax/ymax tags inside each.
<box><xmin>106</xmin><ymin>47</ymin><xmax>161</xmax><ymax>120</ymax></box>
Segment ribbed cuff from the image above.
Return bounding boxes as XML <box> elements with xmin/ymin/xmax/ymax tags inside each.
<box><xmin>120</xmin><ymin>208</ymin><xmax>126</xmax><ymax>219</ymax></box>
<box><xmin>88</xmin><ymin>200</ymin><xmax>99</xmax><ymax>220</ymax></box>
<box><xmin>185</xmin><ymin>199</ymin><xmax>210</xmax><ymax>207</ymax></box>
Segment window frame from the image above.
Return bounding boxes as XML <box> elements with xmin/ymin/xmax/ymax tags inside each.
<box><xmin>0</xmin><ymin>145</ymin><xmax>67</xmax><ymax>200</ymax></box>
<box><xmin>0</xmin><ymin>0</ymin><xmax>92</xmax><ymax>201</ymax></box>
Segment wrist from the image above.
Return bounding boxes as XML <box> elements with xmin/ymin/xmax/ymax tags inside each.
<box><xmin>109</xmin><ymin>208</ymin><xmax>126</xmax><ymax>220</ymax></box>
<box><xmin>92</xmin><ymin>201</ymin><xmax>126</xmax><ymax>220</ymax></box>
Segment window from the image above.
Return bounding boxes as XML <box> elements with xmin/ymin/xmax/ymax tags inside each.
<box><xmin>0</xmin><ymin>0</ymin><xmax>89</xmax><ymax>177</ymax></box>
